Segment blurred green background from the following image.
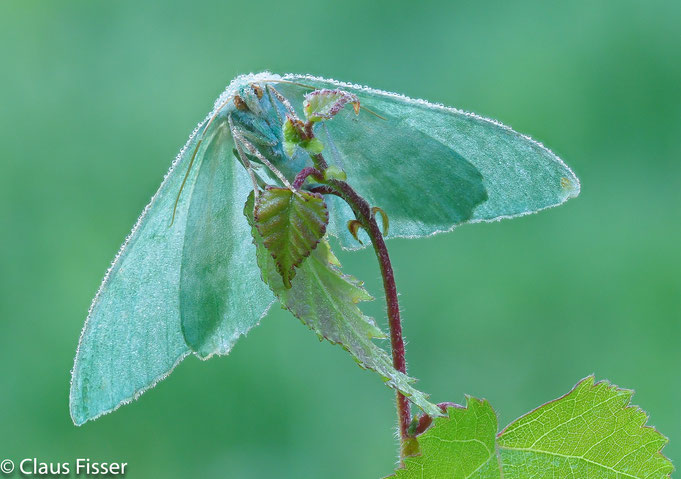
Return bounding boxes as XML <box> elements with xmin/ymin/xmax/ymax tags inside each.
<box><xmin>1</xmin><ymin>1</ymin><xmax>679</xmax><ymax>477</ymax></box>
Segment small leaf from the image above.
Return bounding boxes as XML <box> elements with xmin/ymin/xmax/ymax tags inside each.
<box><xmin>301</xmin><ymin>137</ymin><xmax>324</xmax><ymax>154</ymax></box>
<box><xmin>282</xmin><ymin>117</ymin><xmax>324</xmax><ymax>156</ymax></box>
<box><xmin>282</xmin><ymin>117</ymin><xmax>304</xmax><ymax>157</ymax></box>
<box><xmin>303</xmin><ymin>89</ymin><xmax>359</xmax><ymax>122</ymax></box>
<box><xmin>254</xmin><ymin>187</ymin><xmax>328</xmax><ymax>288</ymax></box>
<box><xmin>371</xmin><ymin>206</ymin><xmax>389</xmax><ymax>236</ymax></box>
<box><xmin>323</xmin><ymin>164</ymin><xmax>347</xmax><ymax>181</ymax></box>
<box><xmin>347</xmin><ymin>219</ymin><xmax>364</xmax><ymax>245</ymax></box>
<box><xmin>389</xmin><ymin>376</ymin><xmax>673</xmax><ymax>478</ymax></box>
<box><xmin>246</xmin><ymin>193</ymin><xmax>442</xmax><ymax>417</ymax></box>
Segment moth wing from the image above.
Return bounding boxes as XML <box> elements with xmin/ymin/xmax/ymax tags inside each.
<box><xmin>278</xmin><ymin>75</ymin><xmax>580</xmax><ymax>249</ymax></box>
<box><xmin>70</xmin><ymin>121</ymin><xmax>209</xmax><ymax>425</ymax></box>
<box><xmin>179</xmin><ymin>116</ymin><xmax>274</xmax><ymax>358</ymax></box>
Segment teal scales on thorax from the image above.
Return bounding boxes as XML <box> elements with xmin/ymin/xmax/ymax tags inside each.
<box><xmin>226</xmin><ymin>81</ymin><xmax>315</xmax><ymax>185</ymax></box>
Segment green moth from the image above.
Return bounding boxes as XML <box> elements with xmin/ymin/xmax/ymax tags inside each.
<box><xmin>70</xmin><ymin>72</ymin><xmax>580</xmax><ymax>425</ymax></box>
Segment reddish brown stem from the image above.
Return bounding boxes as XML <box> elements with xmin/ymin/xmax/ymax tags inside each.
<box><xmin>310</xmin><ymin>164</ymin><xmax>412</xmax><ymax>445</ymax></box>
<box><xmin>292</xmin><ymin>167</ymin><xmax>323</xmax><ymax>189</ymax></box>
<box><xmin>371</xmin><ymin>220</ymin><xmax>412</xmax><ymax>441</ymax></box>
<box><xmin>283</xmin><ymin>102</ymin><xmax>414</xmax><ymax>449</ymax></box>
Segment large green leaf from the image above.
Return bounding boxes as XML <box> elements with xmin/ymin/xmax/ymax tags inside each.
<box><xmin>254</xmin><ymin>187</ymin><xmax>328</xmax><ymax>289</ymax></box>
<box><xmin>245</xmin><ymin>193</ymin><xmax>442</xmax><ymax>417</ymax></box>
<box><xmin>389</xmin><ymin>377</ymin><xmax>672</xmax><ymax>478</ymax></box>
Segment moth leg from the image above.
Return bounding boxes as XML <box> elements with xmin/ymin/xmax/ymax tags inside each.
<box><xmin>266</xmin><ymin>84</ymin><xmax>299</xmax><ymax>120</ymax></box>
<box><xmin>263</xmin><ymin>85</ymin><xmax>286</xmax><ymax>126</ymax></box>
<box><xmin>228</xmin><ymin>115</ymin><xmax>261</xmax><ymax>201</ymax></box>
<box><xmin>238</xmin><ymin>128</ymin><xmax>278</xmax><ymax>149</ymax></box>
<box><xmin>231</xmin><ymin>127</ymin><xmax>302</xmax><ymax>198</ymax></box>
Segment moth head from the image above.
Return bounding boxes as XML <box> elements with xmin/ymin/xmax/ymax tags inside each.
<box><xmin>234</xmin><ymin>83</ymin><xmax>266</xmax><ymax>116</ymax></box>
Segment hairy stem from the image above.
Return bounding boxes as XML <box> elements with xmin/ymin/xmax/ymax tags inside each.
<box><xmin>292</xmin><ymin>167</ymin><xmax>323</xmax><ymax>189</ymax></box>
<box><xmin>310</xmin><ymin>154</ymin><xmax>413</xmax><ymax>450</ymax></box>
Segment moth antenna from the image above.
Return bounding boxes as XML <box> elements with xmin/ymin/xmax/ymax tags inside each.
<box><xmin>170</xmin><ymin>95</ymin><xmax>235</xmax><ymax>226</ymax></box>
<box><xmin>264</xmin><ymin>84</ymin><xmax>286</xmax><ymax>126</ymax></box>
<box><xmin>228</xmin><ymin>115</ymin><xmax>260</xmax><ymax>201</ymax></box>
<box><xmin>231</xmin><ymin>127</ymin><xmax>302</xmax><ymax>199</ymax></box>
<box><xmin>360</xmin><ymin>105</ymin><xmax>387</xmax><ymax>121</ymax></box>
<box><xmin>170</xmin><ymin>137</ymin><xmax>202</xmax><ymax>227</ymax></box>
<box><xmin>270</xmin><ymin>79</ymin><xmax>316</xmax><ymax>90</ymax></box>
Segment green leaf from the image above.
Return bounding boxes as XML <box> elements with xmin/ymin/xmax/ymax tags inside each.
<box><xmin>389</xmin><ymin>376</ymin><xmax>673</xmax><ymax>479</ymax></box>
<box><xmin>323</xmin><ymin>164</ymin><xmax>347</xmax><ymax>181</ymax></box>
<box><xmin>283</xmin><ymin>117</ymin><xmax>303</xmax><ymax>157</ymax></box>
<box><xmin>395</xmin><ymin>398</ymin><xmax>500</xmax><ymax>478</ymax></box>
<box><xmin>282</xmin><ymin>117</ymin><xmax>324</xmax><ymax>156</ymax></box>
<box><xmin>254</xmin><ymin>187</ymin><xmax>329</xmax><ymax>288</ymax></box>
<box><xmin>246</xmin><ymin>193</ymin><xmax>442</xmax><ymax>417</ymax></box>
<box><xmin>303</xmin><ymin>89</ymin><xmax>359</xmax><ymax>122</ymax></box>
<box><xmin>301</xmin><ymin>137</ymin><xmax>324</xmax><ymax>154</ymax></box>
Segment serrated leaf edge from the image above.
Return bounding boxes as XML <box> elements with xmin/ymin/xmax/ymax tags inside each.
<box><xmin>254</xmin><ymin>187</ymin><xmax>329</xmax><ymax>287</ymax></box>
<box><xmin>389</xmin><ymin>376</ymin><xmax>673</xmax><ymax>479</ymax></box>
<box><xmin>497</xmin><ymin>375</ymin><xmax>672</xmax><ymax>478</ymax></box>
